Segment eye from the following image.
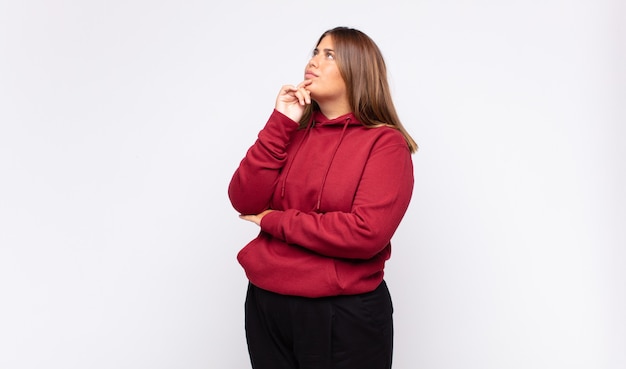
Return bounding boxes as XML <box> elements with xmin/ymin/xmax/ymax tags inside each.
<box><xmin>325</xmin><ymin>51</ymin><xmax>335</xmax><ymax>60</ymax></box>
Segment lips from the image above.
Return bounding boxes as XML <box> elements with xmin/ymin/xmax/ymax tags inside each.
<box><xmin>305</xmin><ymin>70</ymin><xmax>318</xmax><ymax>79</ymax></box>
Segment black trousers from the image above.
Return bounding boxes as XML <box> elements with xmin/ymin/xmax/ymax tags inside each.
<box><xmin>244</xmin><ymin>281</ymin><xmax>393</xmax><ymax>369</ymax></box>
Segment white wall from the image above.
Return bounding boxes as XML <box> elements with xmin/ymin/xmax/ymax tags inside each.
<box><xmin>1</xmin><ymin>1</ymin><xmax>623</xmax><ymax>368</ymax></box>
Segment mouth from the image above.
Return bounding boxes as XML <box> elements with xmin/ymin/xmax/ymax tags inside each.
<box><xmin>305</xmin><ymin>70</ymin><xmax>318</xmax><ymax>79</ymax></box>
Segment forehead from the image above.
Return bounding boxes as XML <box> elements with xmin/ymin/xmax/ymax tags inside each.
<box><xmin>317</xmin><ymin>35</ymin><xmax>334</xmax><ymax>49</ymax></box>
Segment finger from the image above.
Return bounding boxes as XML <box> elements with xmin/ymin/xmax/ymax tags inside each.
<box><xmin>296</xmin><ymin>87</ymin><xmax>311</xmax><ymax>105</ymax></box>
<box><xmin>279</xmin><ymin>85</ymin><xmax>297</xmax><ymax>98</ymax></box>
<box><xmin>295</xmin><ymin>89</ymin><xmax>308</xmax><ymax>105</ymax></box>
<box><xmin>300</xmin><ymin>80</ymin><xmax>312</xmax><ymax>104</ymax></box>
<box><xmin>296</xmin><ymin>80</ymin><xmax>312</xmax><ymax>90</ymax></box>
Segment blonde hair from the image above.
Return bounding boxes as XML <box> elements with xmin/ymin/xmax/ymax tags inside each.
<box><xmin>299</xmin><ymin>27</ymin><xmax>418</xmax><ymax>153</ymax></box>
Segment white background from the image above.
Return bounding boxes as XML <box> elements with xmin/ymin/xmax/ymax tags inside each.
<box><xmin>1</xmin><ymin>0</ymin><xmax>624</xmax><ymax>368</ymax></box>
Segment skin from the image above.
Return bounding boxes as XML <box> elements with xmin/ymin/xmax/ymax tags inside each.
<box><xmin>239</xmin><ymin>35</ymin><xmax>350</xmax><ymax>226</ymax></box>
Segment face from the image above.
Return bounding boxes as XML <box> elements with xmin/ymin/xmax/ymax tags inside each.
<box><xmin>304</xmin><ymin>35</ymin><xmax>347</xmax><ymax>104</ymax></box>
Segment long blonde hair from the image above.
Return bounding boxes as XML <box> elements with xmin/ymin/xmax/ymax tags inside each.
<box><xmin>299</xmin><ymin>27</ymin><xmax>418</xmax><ymax>153</ymax></box>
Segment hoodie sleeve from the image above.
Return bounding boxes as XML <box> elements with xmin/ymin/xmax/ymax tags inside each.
<box><xmin>260</xmin><ymin>131</ymin><xmax>414</xmax><ymax>260</ymax></box>
<box><xmin>228</xmin><ymin>110</ymin><xmax>299</xmax><ymax>215</ymax></box>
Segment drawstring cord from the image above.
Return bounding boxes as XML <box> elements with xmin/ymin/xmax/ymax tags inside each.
<box><xmin>316</xmin><ymin>118</ymin><xmax>351</xmax><ymax>211</ymax></box>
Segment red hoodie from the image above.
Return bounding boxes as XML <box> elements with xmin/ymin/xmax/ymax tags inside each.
<box><xmin>228</xmin><ymin>109</ymin><xmax>414</xmax><ymax>297</ymax></box>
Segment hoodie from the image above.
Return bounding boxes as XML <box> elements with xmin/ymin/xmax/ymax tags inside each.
<box><xmin>228</xmin><ymin>109</ymin><xmax>414</xmax><ymax>297</ymax></box>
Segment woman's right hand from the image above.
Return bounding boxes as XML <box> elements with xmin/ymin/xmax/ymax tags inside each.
<box><xmin>275</xmin><ymin>80</ymin><xmax>312</xmax><ymax>123</ymax></box>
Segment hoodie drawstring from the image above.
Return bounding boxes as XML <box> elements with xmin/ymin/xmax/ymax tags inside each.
<box><xmin>316</xmin><ymin>117</ymin><xmax>351</xmax><ymax>211</ymax></box>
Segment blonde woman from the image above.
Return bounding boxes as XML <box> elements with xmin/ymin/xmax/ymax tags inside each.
<box><xmin>229</xmin><ymin>26</ymin><xmax>417</xmax><ymax>369</ymax></box>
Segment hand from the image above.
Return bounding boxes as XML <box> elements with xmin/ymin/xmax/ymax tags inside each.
<box><xmin>239</xmin><ymin>209</ymin><xmax>274</xmax><ymax>226</ymax></box>
<box><xmin>275</xmin><ymin>80</ymin><xmax>312</xmax><ymax>122</ymax></box>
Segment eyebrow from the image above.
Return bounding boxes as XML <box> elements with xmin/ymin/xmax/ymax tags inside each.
<box><xmin>315</xmin><ymin>48</ymin><xmax>335</xmax><ymax>52</ymax></box>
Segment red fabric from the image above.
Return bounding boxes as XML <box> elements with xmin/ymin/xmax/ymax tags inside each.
<box><xmin>228</xmin><ymin>109</ymin><xmax>414</xmax><ymax>297</ymax></box>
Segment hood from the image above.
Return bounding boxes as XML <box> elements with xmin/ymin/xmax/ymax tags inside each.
<box><xmin>311</xmin><ymin>110</ymin><xmax>361</xmax><ymax>127</ymax></box>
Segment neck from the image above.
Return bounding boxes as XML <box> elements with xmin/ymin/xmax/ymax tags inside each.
<box><xmin>317</xmin><ymin>99</ymin><xmax>351</xmax><ymax>120</ymax></box>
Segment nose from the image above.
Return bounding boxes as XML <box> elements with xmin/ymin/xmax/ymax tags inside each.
<box><xmin>308</xmin><ymin>54</ymin><xmax>319</xmax><ymax>68</ymax></box>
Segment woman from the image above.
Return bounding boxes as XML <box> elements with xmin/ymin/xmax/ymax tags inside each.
<box><xmin>228</xmin><ymin>26</ymin><xmax>417</xmax><ymax>369</ymax></box>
